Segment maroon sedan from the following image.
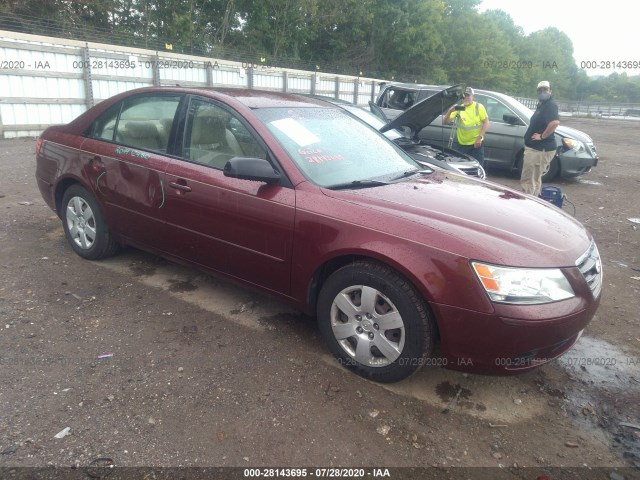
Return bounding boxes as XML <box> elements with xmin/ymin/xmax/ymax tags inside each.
<box><xmin>36</xmin><ymin>87</ymin><xmax>602</xmax><ymax>382</ymax></box>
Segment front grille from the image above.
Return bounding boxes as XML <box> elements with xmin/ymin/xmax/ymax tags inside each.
<box><xmin>576</xmin><ymin>241</ymin><xmax>602</xmax><ymax>299</ymax></box>
<box><xmin>587</xmin><ymin>142</ymin><xmax>597</xmax><ymax>158</ymax></box>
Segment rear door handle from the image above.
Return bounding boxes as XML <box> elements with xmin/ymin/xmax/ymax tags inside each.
<box><xmin>169</xmin><ymin>180</ymin><xmax>192</xmax><ymax>193</ymax></box>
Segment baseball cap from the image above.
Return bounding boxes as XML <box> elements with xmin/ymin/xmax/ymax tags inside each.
<box><xmin>464</xmin><ymin>87</ymin><xmax>474</xmax><ymax>95</ymax></box>
<box><xmin>537</xmin><ymin>80</ymin><xmax>551</xmax><ymax>89</ymax></box>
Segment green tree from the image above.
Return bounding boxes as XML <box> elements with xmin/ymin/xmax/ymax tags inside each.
<box><xmin>369</xmin><ymin>0</ymin><xmax>446</xmax><ymax>82</ymax></box>
<box><xmin>440</xmin><ymin>0</ymin><xmax>516</xmax><ymax>90</ymax></box>
<box><xmin>234</xmin><ymin>0</ymin><xmax>320</xmax><ymax>60</ymax></box>
<box><xmin>297</xmin><ymin>0</ymin><xmax>375</xmax><ymax>74</ymax></box>
<box><xmin>515</xmin><ymin>28</ymin><xmax>577</xmax><ymax>98</ymax></box>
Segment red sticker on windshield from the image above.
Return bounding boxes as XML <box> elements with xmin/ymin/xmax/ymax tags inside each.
<box><xmin>298</xmin><ymin>148</ymin><xmax>322</xmax><ymax>155</ymax></box>
<box><xmin>306</xmin><ymin>154</ymin><xmax>344</xmax><ymax>164</ymax></box>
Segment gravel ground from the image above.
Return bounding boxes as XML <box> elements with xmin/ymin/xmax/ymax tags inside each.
<box><xmin>0</xmin><ymin>117</ymin><xmax>638</xmax><ymax>479</ymax></box>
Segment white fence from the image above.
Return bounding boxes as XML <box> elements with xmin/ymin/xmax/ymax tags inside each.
<box><xmin>515</xmin><ymin>96</ymin><xmax>640</xmax><ymax>117</ymax></box>
<box><xmin>0</xmin><ymin>30</ymin><xmax>383</xmax><ymax>138</ymax></box>
<box><xmin>4</xmin><ymin>29</ymin><xmax>635</xmax><ymax>138</ymax></box>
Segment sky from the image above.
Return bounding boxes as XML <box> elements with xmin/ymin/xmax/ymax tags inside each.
<box><xmin>478</xmin><ymin>0</ymin><xmax>637</xmax><ymax>77</ymax></box>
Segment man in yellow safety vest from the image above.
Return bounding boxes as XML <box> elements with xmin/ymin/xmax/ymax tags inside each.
<box><xmin>443</xmin><ymin>86</ymin><xmax>490</xmax><ymax>167</ymax></box>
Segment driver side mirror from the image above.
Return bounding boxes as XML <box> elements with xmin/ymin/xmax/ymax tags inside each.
<box><xmin>223</xmin><ymin>157</ymin><xmax>281</xmax><ymax>184</ymax></box>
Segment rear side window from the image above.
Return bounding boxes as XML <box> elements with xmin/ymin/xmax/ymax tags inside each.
<box><xmin>89</xmin><ymin>103</ymin><xmax>121</xmax><ymax>141</ymax></box>
<box><xmin>87</xmin><ymin>95</ymin><xmax>181</xmax><ymax>153</ymax></box>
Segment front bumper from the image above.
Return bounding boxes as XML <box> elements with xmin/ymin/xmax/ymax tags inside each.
<box><xmin>557</xmin><ymin>143</ymin><xmax>599</xmax><ymax>178</ymax></box>
<box><xmin>431</xmin><ymin>292</ymin><xmax>600</xmax><ymax>375</ymax></box>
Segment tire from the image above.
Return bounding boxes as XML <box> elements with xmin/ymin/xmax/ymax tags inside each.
<box><xmin>513</xmin><ymin>149</ymin><xmax>524</xmax><ymax>178</ymax></box>
<box><xmin>317</xmin><ymin>260</ymin><xmax>435</xmax><ymax>383</ymax></box>
<box><xmin>541</xmin><ymin>155</ymin><xmax>559</xmax><ymax>182</ymax></box>
<box><xmin>61</xmin><ymin>184</ymin><xmax>119</xmax><ymax>260</ymax></box>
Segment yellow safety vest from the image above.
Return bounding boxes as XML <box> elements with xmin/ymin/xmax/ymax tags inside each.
<box><xmin>450</xmin><ymin>102</ymin><xmax>488</xmax><ymax>145</ymax></box>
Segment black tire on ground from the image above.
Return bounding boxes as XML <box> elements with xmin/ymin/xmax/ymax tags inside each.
<box><xmin>317</xmin><ymin>260</ymin><xmax>435</xmax><ymax>383</ymax></box>
<box><xmin>541</xmin><ymin>156</ymin><xmax>560</xmax><ymax>182</ymax></box>
<box><xmin>514</xmin><ymin>148</ymin><xmax>524</xmax><ymax>173</ymax></box>
<box><xmin>60</xmin><ymin>184</ymin><xmax>119</xmax><ymax>260</ymax></box>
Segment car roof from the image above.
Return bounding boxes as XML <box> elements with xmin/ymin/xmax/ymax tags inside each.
<box><xmin>65</xmin><ymin>86</ymin><xmax>335</xmax><ymax>134</ymax></box>
<box><xmin>123</xmin><ymin>86</ymin><xmax>331</xmax><ymax>109</ymax></box>
<box><xmin>381</xmin><ymin>82</ymin><xmax>449</xmax><ymax>91</ymax></box>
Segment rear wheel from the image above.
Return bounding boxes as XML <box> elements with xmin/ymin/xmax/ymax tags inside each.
<box><xmin>317</xmin><ymin>261</ymin><xmax>435</xmax><ymax>383</ymax></box>
<box><xmin>61</xmin><ymin>185</ymin><xmax>119</xmax><ymax>260</ymax></box>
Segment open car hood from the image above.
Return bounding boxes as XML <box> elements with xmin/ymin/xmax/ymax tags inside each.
<box><xmin>380</xmin><ymin>84</ymin><xmax>463</xmax><ymax>137</ymax></box>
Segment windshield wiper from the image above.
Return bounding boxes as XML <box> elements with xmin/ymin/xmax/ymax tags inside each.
<box><xmin>327</xmin><ymin>169</ymin><xmax>432</xmax><ymax>190</ymax></box>
<box><xmin>390</xmin><ymin>168</ymin><xmax>433</xmax><ymax>181</ymax></box>
<box><xmin>327</xmin><ymin>179</ymin><xmax>392</xmax><ymax>190</ymax></box>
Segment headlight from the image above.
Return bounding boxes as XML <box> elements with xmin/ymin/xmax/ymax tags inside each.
<box><xmin>471</xmin><ymin>262</ymin><xmax>575</xmax><ymax>304</ymax></box>
<box><xmin>562</xmin><ymin>138</ymin><xmax>586</xmax><ymax>154</ymax></box>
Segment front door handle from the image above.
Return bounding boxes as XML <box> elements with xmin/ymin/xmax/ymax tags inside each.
<box><xmin>169</xmin><ymin>180</ymin><xmax>192</xmax><ymax>193</ymax></box>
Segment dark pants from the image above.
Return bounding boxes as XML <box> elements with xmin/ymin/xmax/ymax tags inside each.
<box><xmin>455</xmin><ymin>144</ymin><xmax>485</xmax><ymax>167</ymax></box>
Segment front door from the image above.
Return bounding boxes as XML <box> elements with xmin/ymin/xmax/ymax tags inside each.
<box><xmin>161</xmin><ymin>97</ymin><xmax>296</xmax><ymax>295</ymax></box>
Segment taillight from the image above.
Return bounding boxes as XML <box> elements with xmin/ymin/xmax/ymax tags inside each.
<box><xmin>36</xmin><ymin>137</ymin><xmax>43</xmax><ymax>156</ymax></box>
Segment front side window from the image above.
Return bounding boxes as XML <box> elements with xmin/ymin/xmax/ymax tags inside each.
<box><xmin>183</xmin><ymin>98</ymin><xmax>265</xmax><ymax>169</ymax></box>
<box><xmin>476</xmin><ymin>95</ymin><xmax>518</xmax><ymax>124</ymax></box>
<box><xmin>255</xmin><ymin>107</ymin><xmax>418</xmax><ymax>188</ymax></box>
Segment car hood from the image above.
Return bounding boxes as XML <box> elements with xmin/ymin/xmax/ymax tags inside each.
<box><xmin>380</xmin><ymin>84</ymin><xmax>464</xmax><ymax>137</ymax></box>
<box><xmin>322</xmin><ymin>172</ymin><xmax>591</xmax><ymax>267</ymax></box>
<box><xmin>556</xmin><ymin>125</ymin><xmax>594</xmax><ymax>143</ymax></box>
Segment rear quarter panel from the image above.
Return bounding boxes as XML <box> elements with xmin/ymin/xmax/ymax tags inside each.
<box><xmin>36</xmin><ymin>129</ymin><xmax>89</xmax><ymax>213</ymax></box>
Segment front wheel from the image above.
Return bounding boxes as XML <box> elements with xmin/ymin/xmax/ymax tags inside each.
<box><xmin>541</xmin><ymin>156</ymin><xmax>559</xmax><ymax>182</ymax></box>
<box><xmin>61</xmin><ymin>184</ymin><xmax>119</xmax><ymax>260</ymax></box>
<box><xmin>317</xmin><ymin>261</ymin><xmax>435</xmax><ymax>383</ymax></box>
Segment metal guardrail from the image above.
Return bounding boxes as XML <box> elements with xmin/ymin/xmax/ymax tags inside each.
<box><xmin>515</xmin><ymin>96</ymin><xmax>640</xmax><ymax>116</ymax></box>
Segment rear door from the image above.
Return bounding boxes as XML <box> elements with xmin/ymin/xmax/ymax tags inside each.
<box><xmin>80</xmin><ymin>94</ymin><xmax>182</xmax><ymax>250</ymax></box>
<box><xmin>161</xmin><ymin>96</ymin><xmax>296</xmax><ymax>294</ymax></box>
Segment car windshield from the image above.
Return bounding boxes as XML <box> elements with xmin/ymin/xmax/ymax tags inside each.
<box><xmin>254</xmin><ymin>107</ymin><xmax>419</xmax><ymax>188</ymax></box>
<box><xmin>341</xmin><ymin>105</ymin><xmax>404</xmax><ymax>141</ymax></box>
